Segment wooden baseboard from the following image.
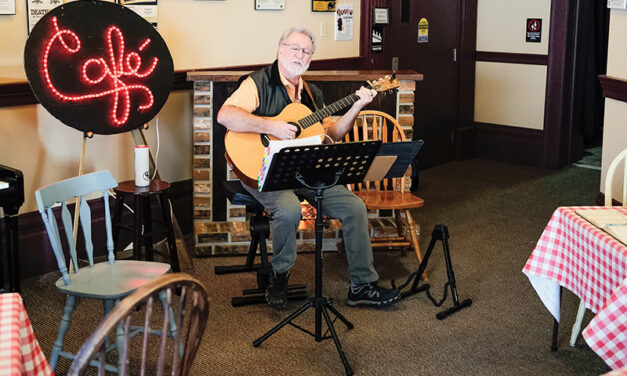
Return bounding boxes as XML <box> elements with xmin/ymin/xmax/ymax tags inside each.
<box><xmin>475</xmin><ymin>51</ymin><xmax>548</xmax><ymax>65</ymax></box>
<box><xmin>474</xmin><ymin>122</ymin><xmax>544</xmax><ymax>166</ymax></box>
<box><xmin>10</xmin><ymin>179</ymin><xmax>192</xmax><ymax>280</ymax></box>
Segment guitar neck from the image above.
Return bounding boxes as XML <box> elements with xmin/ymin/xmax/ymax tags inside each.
<box><xmin>299</xmin><ymin>93</ymin><xmax>360</xmax><ymax>129</ymax></box>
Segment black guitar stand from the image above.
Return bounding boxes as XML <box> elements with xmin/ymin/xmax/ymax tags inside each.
<box><xmin>217</xmin><ymin>181</ymin><xmax>307</xmax><ymax>307</ymax></box>
<box><xmin>252</xmin><ymin>140</ymin><xmax>381</xmax><ymax>376</ymax></box>
<box><xmin>395</xmin><ymin>224</ymin><xmax>472</xmax><ymax>320</ymax></box>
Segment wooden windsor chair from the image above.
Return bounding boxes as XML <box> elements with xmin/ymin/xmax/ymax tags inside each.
<box><xmin>68</xmin><ymin>273</ymin><xmax>209</xmax><ymax>376</ymax></box>
<box><xmin>35</xmin><ymin>170</ymin><xmax>173</xmax><ymax>373</ymax></box>
<box><xmin>343</xmin><ymin>110</ymin><xmax>426</xmax><ymax>277</ymax></box>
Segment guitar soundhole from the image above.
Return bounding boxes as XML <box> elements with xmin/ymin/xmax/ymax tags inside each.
<box><xmin>290</xmin><ymin>122</ymin><xmax>302</xmax><ymax>138</ymax></box>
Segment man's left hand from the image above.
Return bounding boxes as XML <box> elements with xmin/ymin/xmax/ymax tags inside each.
<box><xmin>355</xmin><ymin>86</ymin><xmax>377</xmax><ymax>108</ymax></box>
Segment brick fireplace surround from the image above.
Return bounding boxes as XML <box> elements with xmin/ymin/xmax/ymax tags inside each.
<box><xmin>187</xmin><ymin>70</ymin><xmax>423</xmax><ymax>257</ymax></box>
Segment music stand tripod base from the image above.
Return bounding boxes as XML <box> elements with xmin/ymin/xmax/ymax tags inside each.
<box><xmin>252</xmin><ymin>141</ymin><xmax>381</xmax><ymax>376</ymax></box>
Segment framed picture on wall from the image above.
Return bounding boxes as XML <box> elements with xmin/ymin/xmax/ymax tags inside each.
<box><xmin>373</xmin><ymin>7</ymin><xmax>389</xmax><ymax>25</ymax></box>
<box><xmin>312</xmin><ymin>0</ymin><xmax>335</xmax><ymax>12</ymax></box>
<box><xmin>0</xmin><ymin>0</ymin><xmax>16</xmax><ymax>15</ymax></box>
<box><xmin>254</xmin><ymin>0</ymin><xmax>284</xmax><ymax>10</ymax></box>
<box><xmin>27</xmin><ymin>0</ymin><xmax>63</xmax><ymax>34</ymax></box>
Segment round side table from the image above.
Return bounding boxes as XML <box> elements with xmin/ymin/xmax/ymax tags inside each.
<box><xmin>112</xmin><ymin>179</ymin><xmax>180</xmax><ymax>272</ymax></box>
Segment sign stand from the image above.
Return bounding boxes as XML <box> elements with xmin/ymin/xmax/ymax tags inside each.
<box><xmin>69</xmin><ymin>132</ymin><xmax>92</xmax><ymax>273</ymax></box>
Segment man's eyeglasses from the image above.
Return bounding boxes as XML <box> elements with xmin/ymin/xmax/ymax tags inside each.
<box><xmin>283</xmin><ymin>43</ymin><xmax>313</xmax><ymax>56</ymax></box>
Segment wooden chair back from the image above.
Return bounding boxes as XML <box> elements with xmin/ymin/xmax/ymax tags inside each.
<box><xmin>604</xmin><ymin>148</ymin><xmax>627</xmax><ymax>206</ymax></box>
<box><xmin>343</xmin><ymin>110</ymin><xmax>409</xmax><ymax>193</ymax></box>
<box><xmin>35</xmin><ymin>170</ymin><xmax>118</xmax><ymax>286</ymax></box>
<box><xmin>68</xmin><ymin>273</ymin><xmax>209</xmax><ymax>376</ymax></box>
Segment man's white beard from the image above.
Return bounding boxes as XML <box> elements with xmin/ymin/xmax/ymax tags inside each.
<box><xmin>285</xmin><ymin>61</ymin><xmax>310</xmax><ymax>77</ymax></box>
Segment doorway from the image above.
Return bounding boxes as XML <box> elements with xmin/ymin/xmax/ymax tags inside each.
<box><xmin>568</xmin><ymin>0</ymin><xmax>609</xmax><ymax>170</ymax></box>
<box><xmin>383</xmin><ymin>0</ymin><xmax>462</xmax><ymax>169</ymax></box>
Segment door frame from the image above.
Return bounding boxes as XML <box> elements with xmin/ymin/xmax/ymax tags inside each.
<box><xmin>358</xmin><ymin>0</ymin><xmax>587</xmax><ymax>170</ymax></box>
<box><xmin>359</xmin><ymin>0</ymin><xmax>478</xmax><ymax>160</ymax></box>
<box><xmin>543</xmin><ymin>0</ymin><xmax>574</xmax><ymax>169</ymax></box>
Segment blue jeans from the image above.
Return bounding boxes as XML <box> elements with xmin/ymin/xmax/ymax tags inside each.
<box><xmin>243</xmin><ymin>183</ymin><xmax>379</xmax><ymax>285</ymax></box>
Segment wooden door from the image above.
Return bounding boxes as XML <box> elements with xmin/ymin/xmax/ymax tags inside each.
<box><xmin>385</xmin><ymin>0</ymin><xmax>461</xmax><ymax>168</ymax></box>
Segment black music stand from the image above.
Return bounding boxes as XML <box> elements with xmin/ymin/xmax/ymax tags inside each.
<box><xmin>252</xmin><ymin>140</ymin><xmax>381</xmax><ymax>376</ymax></box>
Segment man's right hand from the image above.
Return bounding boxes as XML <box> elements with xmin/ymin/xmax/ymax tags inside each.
<box><xmin>269</xmin><ymin>120</ymin><xmax>298</xmax><ymax>140</ymax></box>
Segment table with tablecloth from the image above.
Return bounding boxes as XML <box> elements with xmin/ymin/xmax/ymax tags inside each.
<box><xmin>0</xmin><ymin>293</ymin><xmax>52</xmax><ymax>376</ymax></box>
<box><xmin>523</xmin><ymin>206</ymin><xmax>627</xmax><ymax>370</ymax></box>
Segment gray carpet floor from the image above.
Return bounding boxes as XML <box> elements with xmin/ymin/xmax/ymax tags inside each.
<box><xmin>20</xmin><ymin>159</ymin><xmax>611</xmax><ymax>375</ymax></box>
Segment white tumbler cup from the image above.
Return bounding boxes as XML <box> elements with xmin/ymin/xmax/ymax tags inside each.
<box><xmin>134</xmin><ymin>145</ymin><xmax>150</xmax><ymax>187</ymax></box>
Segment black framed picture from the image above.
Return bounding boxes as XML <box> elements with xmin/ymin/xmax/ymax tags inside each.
<box><xmin>373</xmin><ymin>7</ymin><xmax>389</xmax><ymax>25</ymax></box>
<box><xmin>312</xmin><ymin>1</ymin><xmax>335</xmax><ymax>12</ymax></box>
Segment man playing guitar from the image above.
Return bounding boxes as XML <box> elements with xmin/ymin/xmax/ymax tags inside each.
<box><xmin>217</xmin><ymin>27</ymin><xmax>400</xmax><ymax>309</ymax></box>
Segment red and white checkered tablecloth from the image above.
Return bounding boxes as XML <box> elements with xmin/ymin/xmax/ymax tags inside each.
<box><xmin>523</xmin><ymin>206</ymin><xmax>627</xmax><ymax>370</ymax></box>
<box><xmin>0</xmin><ymin>293</ymin><xmax>52</xmax><ymax>376</ymax></box>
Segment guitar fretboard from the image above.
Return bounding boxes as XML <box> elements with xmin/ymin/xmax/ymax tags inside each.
<box><xmin>298</xmin><ymin>93</ymin><xmax>361</xmax><ymax>129</ymax></box>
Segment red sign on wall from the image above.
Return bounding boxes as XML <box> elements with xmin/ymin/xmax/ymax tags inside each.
<box><xmin>526</xmin><ymin>18</ymin><xmax>542</xmax><ymax>43</ymax></box>
<box><xmin>24</xmin><ymin>0</ymin><xmax>173</xmax><ymax>135</ymax></box>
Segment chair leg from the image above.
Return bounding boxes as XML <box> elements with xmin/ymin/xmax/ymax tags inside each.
<box><xmin>159</xmin><ymin>290</ymin><xmax>177</xmax><ymax>338</ymax></box>
<box><xmin>159</xmin><ymin>195</ymin><xmax>181</xmax><ymax>272</ymax></box>
<box><xmin>112</xmin><ymin>194</ymin><xmax>124</xmax><ymax>253</ymax></box>
<box><xmin>50</xmin><ymin>295</ymin><xmax>77</xmax><ymax>371</ymax></box>
<box><xmin>570</xmin><ymin>299</ymin><xmax>587</xmax><ymax>347</ymax></box>
<box><xmin>134</xmin><ymin>196</ymin><xmax>142</xmax><ymax>260</ymax></box>
<box><xmin>114</xmin><ymin>298</ymin><xmax>126</xmax><ymax>371</ymax></box>
<box><xmin>394</xmin><ymin>210</ymin><xmax>407</xmax><ymax>256</ymax></box>
<box><xmin>404</xmin><ymin>210</ymin><xmax>428</xmax><ymax>280</ymax></box>
<box><xmin>143</xmin><ymin>196</ymin><xmax>154</xmax><ymax>261</ymax></box>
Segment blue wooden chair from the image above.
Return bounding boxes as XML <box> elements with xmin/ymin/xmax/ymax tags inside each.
<box><xmin>35</xmin><ymin>170</ymin><xmax>172</xmax><ymax>372</ymax></box>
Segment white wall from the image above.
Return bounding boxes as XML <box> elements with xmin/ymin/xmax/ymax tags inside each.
<box><xmin>0</xmin><ymin>0</ymin><xmax>361</xmax><ymax>212</ymax></box>
<box><xmin>601</xmin><ymin>9</ymin><xmax>627</xmax><ymax>199</ymax></box>
<box><xmin>474</xmin><ymin>0</ymin><xmax>551</xmax><ymax>129</ymax></box>
<box><xmin>474</xmin><ymin>62</ymin><xmax>546</xmax><ymax>129</ymax></box>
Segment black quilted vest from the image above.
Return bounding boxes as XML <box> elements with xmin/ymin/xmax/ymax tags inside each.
<box><xmin>243</xmin><ymin>60</ymin><xmax>324</xmax><ymax>117</ymax></box>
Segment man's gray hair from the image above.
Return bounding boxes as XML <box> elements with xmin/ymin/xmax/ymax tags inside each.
<box><xmin>278</xmin><ymin>27</ymin><xmax>317</xmax><ymax>53</ymax></box>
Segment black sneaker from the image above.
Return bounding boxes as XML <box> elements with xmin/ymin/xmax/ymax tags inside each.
<box><xmin>266</xmin><ymin>271</ymin><xmax>289</xmax><ymax>309</ymax></box>
<box><xmin>347</xmin><ymin>282</ymin><xmax>400</xmax><ymax>307</ymax></box>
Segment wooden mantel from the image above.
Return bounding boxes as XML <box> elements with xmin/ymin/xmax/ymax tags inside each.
<box><xmin>187</xmin><ymin>69</ymin><xmax>423</xmax><ymax>257</ymax></box>
<box><xmin>187</xmin><ymin>70</ymin><xmax>423</xmax><ymax>82</ymax></box>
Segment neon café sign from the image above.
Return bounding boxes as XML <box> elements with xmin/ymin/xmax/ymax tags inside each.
<box><xmin>24</xmin><ymin>0</ymin><xmax>173</xmax><ymax>135</ymax></box>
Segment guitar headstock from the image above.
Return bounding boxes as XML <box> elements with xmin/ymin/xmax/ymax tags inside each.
<box><xmin>367</xmin><ymin>75</ymin><xmax>400</xmax><ymax>93</ymax></box>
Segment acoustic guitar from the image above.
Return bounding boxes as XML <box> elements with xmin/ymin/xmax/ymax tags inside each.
<box><xmin>224</xmin><ymin>75</ymin><xmax>400</xmax><ymax>188</ymax></box>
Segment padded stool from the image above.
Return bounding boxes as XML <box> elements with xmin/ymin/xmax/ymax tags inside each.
<box><xmin>112</xmin><ymin>179</ymin><xmax>180</xmax><ymax>272</ymax></box>
<box><xmin>219</xmin><ymin>181</ymin><xmax>306</xmax><ymax>307</ymax></box>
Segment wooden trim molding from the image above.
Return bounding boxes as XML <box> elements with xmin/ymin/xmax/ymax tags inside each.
<box><xmin>543</xmin><ymin>0</ymin><xmax>572</xmax><ymax>169</ymax></box>
<box><xmin>599</xmin><ymin>75</ymin><xmax>627</xmax><ymax>102</ymax></box>
<box><xmin>188</xmin><ymin>69</ymin><xmax>421</xmax><ymax>83</ymax></box>
<box><xmin>457</xmin><ymin>0</ymin><xmax>478</xmax><ymax>159</ymax></box>
<box><xmin>475</xmin><ymin>51</ymin><xmax>548</xmax><ymax>66</ymax></box>
<box><xmin>0</xmin><ymin>57</ymin><xmax>366</xmax><ymax>108</ymax></box>
<box><xmin>15</xmin><ymin>179</ymin><xmax>192</xmax><ymax>280</ymax></box>
<box><xmin>0</xmin><ymin>82</ymin><xmax>38</xmax><ymax>107</ymax></box>
<box><xmin>474</xmin><ymin>122</ymin><xmax>545</xmax><ymax>166</ymax></box>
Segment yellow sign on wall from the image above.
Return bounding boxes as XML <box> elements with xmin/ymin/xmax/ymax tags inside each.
<box><xmin>312</xmin><ymin>1</ymin><xmax>336</xmax><ymax>12</ymax></box>
<box><xmin>418</xmin><ymin>18</ymin><xmax>429</xmax><ymax>43</ymax></box>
